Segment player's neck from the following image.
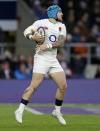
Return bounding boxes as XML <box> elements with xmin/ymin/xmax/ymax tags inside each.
<box><xmin>49</xmin><ymin>18</ymin><xmax>58</xmax><ymax>24</ymax></box>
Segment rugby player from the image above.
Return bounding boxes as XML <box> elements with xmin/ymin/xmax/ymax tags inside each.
<box><xmin>15</xmin><ymin>5</ymin><xmax>67</xmax><ymax>125</ymax></box>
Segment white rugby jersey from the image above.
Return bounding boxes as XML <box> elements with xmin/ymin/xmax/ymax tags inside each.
<box><xmin>24</xmin><ymin>19</ymin><xmax>67</xmax><ymax>59</ymax></box>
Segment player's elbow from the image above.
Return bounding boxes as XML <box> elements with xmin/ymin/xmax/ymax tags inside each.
<box><xmin>59</xmin><ymin>42</ymin><xmax>64</xmax><ymax>48</ymax></box>
<box><xmin>23</xmin><ymin>27</ymin><xmax>33</xmax><ymax>38</ymax></box>
<box><xmin>23</xmin><ymin>29</ymin><xmax>27</xmax><ymax>37</ymax></box>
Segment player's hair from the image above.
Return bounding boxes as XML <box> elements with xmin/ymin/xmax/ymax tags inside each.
<box><xmin>47</xmin><ymin>5</ymin><xmax>62</xmax><ymax>19</ymax></box>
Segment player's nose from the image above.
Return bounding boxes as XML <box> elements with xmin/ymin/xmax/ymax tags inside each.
<box><xmin>60</xmin><ymin>12</ymin><xmax>63</xmax><ymax>17</ymax></box>
<box><xmin>61</xmin><ymin>12</ymin><xmax>63</xmax><ymax>15</ymax></box>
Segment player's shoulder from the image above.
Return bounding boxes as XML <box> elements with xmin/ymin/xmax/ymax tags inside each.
<box><xmin>40</xmin><ymin>19</ymin><xmax>48</xmax><ymax>22</ymax></box>
<box><xmin>33</xmin><ymin>19</ymin><xmax>48</xmax><ymax>24</ymax></box>
<box><xmin>57</xmin><ymin>22</ymin><xmax>67</xmax><ymax>33</ymax></box>
<box><xmin>58</xmin><ymin>22</ymin><xmax>66</xmax><ymax>27</ymax></box>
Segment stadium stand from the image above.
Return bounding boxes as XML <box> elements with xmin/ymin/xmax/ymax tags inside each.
<box><xmin>0</xmin><ymin>0</ymin><xmax>100</xmax><ymax>79</ymax></box>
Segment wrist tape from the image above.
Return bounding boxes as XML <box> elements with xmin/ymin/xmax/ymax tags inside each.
<box><xmin>29</xmin><ymin>35</ymin><xmax>33</xmax><ymax>40</ymax></box>
<box><xmin>46</xmin><ymin>43</ymin><xmax>52</xmax><ymax>49</ymax></box>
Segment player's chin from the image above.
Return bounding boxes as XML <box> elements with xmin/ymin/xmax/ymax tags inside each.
<box><xmin>57</xmin><ymin>18</ymin><xmax>63</xmax><ymax>22</ymax></box>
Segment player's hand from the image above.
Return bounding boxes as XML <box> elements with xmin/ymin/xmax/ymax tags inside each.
<box><xmin>58</xmin><ymin>35</ymin><xmax>65</xmax><ymax>42</ymax></box>
<box><xmin>32</xmin><ymin>32</ymin><xmax>45</xmax><ymax>43</ymax></box>
<box><xmin>36</xmin><ymin>44</ymin><xmax>47</xmax><ymax>53</ymax></box>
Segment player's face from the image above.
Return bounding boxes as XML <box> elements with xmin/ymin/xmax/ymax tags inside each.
<box><xmin>57</xmin><ymin>11</ymin><xmax>63</xmax><ymax>22</ymax></box>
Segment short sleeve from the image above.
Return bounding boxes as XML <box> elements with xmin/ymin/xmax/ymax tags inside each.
<box><xmin>61</xmin><ymin>24</ymin><xmax>67</xmax><ymax>38</ymax></box>
<box><xmin>23</xmin><ymin>20</ymin><xmax>42</xmax><ymax>37</ymax></box>
<box><xmin>31</xmin><ymin>20</ymin><xmax>42</xmax><ymax>31</ymax></box>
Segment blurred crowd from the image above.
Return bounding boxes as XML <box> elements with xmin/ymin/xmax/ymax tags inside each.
<box><xmin>0</xmin><ymin>27</ymin><xmax>16</xmax><ymax>43</ymax></box>
<box><xmin>22</xmin><ymin>0</ymin><xmax>100</xmax><ymax>79</ymax></box>
<box><xmin>24</xmin><ymin>0</ymin><xmax>100</xmax><ymax>43</ymax></box>
<box><xmin>0</xmin><ymin>0</ymin><xmax>100</xmax><ymax>79</ymax></box>
<box><xmin>0</xmin><ymin>52</ymin><xmax>33</xmax><ymax>80</ymax></box>
<box><xmin>0</xmin><ymin>50</ymin><xmax>100</xmax><ymax>80</ymax></box>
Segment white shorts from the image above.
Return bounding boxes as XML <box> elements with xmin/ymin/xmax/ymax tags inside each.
<box><xmin>33</xmin><ymin>56</ymin><xmax>64</xmax><ymax>74</ymax></box>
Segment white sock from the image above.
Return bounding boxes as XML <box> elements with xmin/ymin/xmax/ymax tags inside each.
<box><xmin>55</xmin><ymin>105</ymin><xmax>61</xmax><ymax>113</ymax></box>
<box><xmin>17</xmin><ymin>103</ymin><xmax>25</xmax><ymax>114</ymax></box>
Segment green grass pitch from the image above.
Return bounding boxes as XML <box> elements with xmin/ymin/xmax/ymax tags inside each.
<box><xmin>0</xmin><ymin>104</ymin><xmax>100</xmax><ymax>131</ymax></box>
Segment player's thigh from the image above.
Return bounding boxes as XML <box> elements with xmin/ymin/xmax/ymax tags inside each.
<box><xmin>50</xmin><ymin>72</ymin><xmax>67</xmax><ymax>89</ymax></box>
<box><xmin>33</xmin><ymin>56</ymin><xmax>49</xmax><ymax>74</ymax></box>
<box><xmin>30</xmin><ymin>73</ymin><xmax>44</xmax><ymax>88</ymax></box>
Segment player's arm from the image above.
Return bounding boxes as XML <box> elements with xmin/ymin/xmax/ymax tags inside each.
<box><xmin>52</xmin><ymin>24</ymin><xmax>67</xmax><ymax>48</ymax></box>
<box><xmin>24</xmin><ymin>25</ymin><xmax>35</xmax><ymax>40</ymax></box>
<box><xmin>36</xmin><ymin>35</ymin><xmax>66</xmax><ymax>53</ymax></box>
<box><xmin>45</xmin><ymin>35</ymin><xmax>66</xmax><ymax>49</ymax></box>
<box><xmin>46</xmin><ymin>24</ymin><xmax>67</xmax><ymax>49</ymax></box>
<box><xmin>24</xmin><ymin>25</ymin><xmax>44</xmax><ymax>43</ymax></box>
<box><xmin>52</xmin><ymin>35</ymin><xmax>66</xmax><ymax>48</ymax></box>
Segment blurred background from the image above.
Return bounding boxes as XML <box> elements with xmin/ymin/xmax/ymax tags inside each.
<box><xmin>0</xmin><ymin>0</ymin><xmax>100</xmax><ymax>80</ymax></box>
<box><xmin>0</xmin><ymin>1</ymin><xmax>100</xmax><ymax>130</ymax></box>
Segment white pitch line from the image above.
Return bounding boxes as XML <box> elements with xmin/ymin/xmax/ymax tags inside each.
<box><xmin>25</xmin><ymin>106</ymin><xmax>44</xmax><ymax>115</ymax></box>
<box><xmin>84</xmin><ymin>108</ymin><xmax>100</xmax><ymax>114</ymax></box>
